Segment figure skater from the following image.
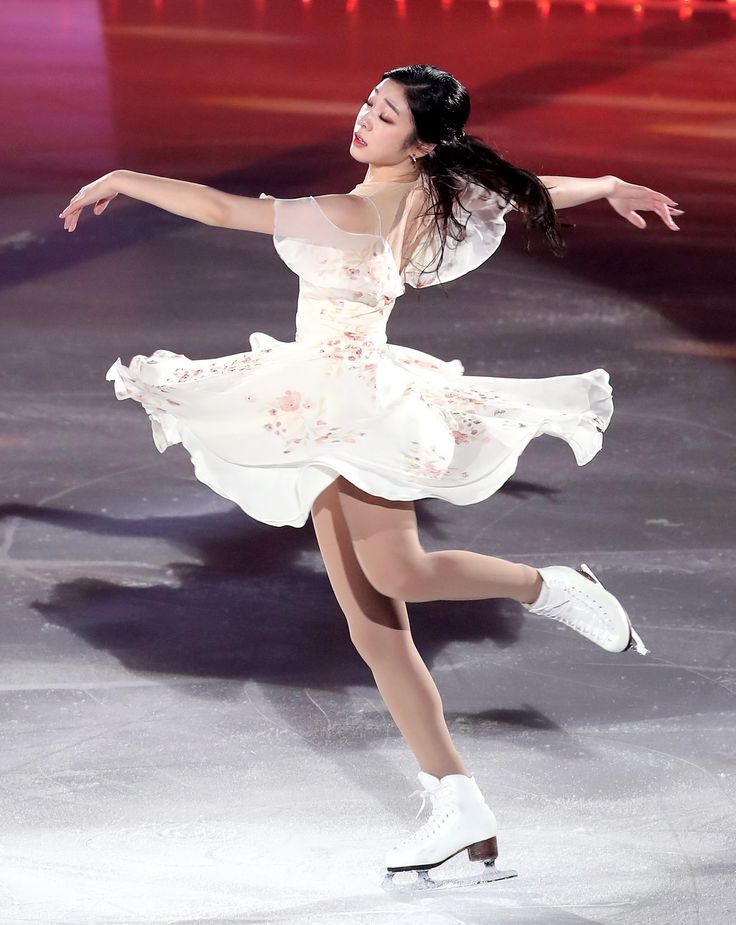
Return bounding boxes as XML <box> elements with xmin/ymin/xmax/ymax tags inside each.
<box><xmin>59</xmin><ymin>64</ymin><xmax>681</xmax><ymax>892</ymax></box>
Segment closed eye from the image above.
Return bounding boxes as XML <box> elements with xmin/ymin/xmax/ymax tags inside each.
<box><xmin>363</xmin><ymin>98</ymin><xmax>393</xmax><ymax>124</ymax></box>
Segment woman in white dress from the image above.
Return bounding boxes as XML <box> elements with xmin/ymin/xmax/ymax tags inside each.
<box><xmin>59</xmin><ymin>63</ymin><xmax>681</xmax><ymax>890</ymax></box>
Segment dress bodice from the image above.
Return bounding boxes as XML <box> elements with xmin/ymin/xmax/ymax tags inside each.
<box><xmin>258</xmin><ymin>176</ymin><xmax>515</xmax><ymax>350</ymax></box>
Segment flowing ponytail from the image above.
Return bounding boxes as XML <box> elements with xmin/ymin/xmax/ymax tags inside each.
<box><xmin>383</xmin><ymin>64</ymin><xmax>567</xmax><ymax>281</ymax></box>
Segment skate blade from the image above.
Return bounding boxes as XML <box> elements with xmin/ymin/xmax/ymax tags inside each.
<box><xmin>627</xmin><ymin>624</ymin><xmax>650</xmax><ymax>656</ymax></box>
<box><xmin>381</xmin><ymin>861</ymin><xmax>518</xmax><ymax>895</ymax></box>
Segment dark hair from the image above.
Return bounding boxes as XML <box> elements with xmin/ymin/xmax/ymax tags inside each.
<box><xmin>381</xmin><ymin>63</ymin><xmax>567</xmax><ymax>283</ymax></box>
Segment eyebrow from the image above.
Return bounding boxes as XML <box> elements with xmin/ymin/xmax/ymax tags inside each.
<box><xmin>370</xmin><ymin>87</ymin><xmax>401</xmax><ymax>116</ymax></box>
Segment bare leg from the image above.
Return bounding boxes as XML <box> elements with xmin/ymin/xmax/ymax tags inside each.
<box><xmin>310</xmin><ymin>477</ymin><xmax>468</xmax><ymax>779</ymax></box>
<box><xmin>336</xmin><ymin>480</ymin><xmax>543</xmax><ymax>606</ymax></box>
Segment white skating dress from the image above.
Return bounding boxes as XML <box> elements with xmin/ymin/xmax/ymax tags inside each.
<box><xmin>106</xmin><ymin>175</ymin><xmax>613</xmax><ymax>528</ymax></box>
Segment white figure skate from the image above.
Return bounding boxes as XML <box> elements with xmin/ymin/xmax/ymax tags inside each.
<box><xmin>523</xmin><ymin>563</ymin><xmax>649</xmax><ymax>655</ymax></box>
<box><xmin>381</xmin><ymin>771</ymin><xmax>518</xmax><ymax>895</ymax></box>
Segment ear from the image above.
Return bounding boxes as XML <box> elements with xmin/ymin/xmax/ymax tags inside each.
<box><xmin>415</xmin><ymin>141</ymin><xmax>436</xmax><ymax>159</ymax></box>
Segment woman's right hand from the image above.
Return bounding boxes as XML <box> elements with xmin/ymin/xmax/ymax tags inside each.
<box><xmin>58</xmin><ymin>171</ymin><xmax>120</xmax><ymax>232</ymax></box>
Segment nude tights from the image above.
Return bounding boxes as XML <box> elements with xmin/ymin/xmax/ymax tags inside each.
<box><xmin>310</xmin><ymin>477</ymin><xmax>541</xmax><ymax>780</ymax></box>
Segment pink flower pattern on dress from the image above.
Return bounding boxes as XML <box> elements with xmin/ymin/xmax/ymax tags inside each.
<box><xmin>263</xmin><ymin>390</ymin><xmax>368</xmax><ymax>454</ymax></box>
<box><xmin>143</xmin><ymin>348</ymin><xmax>275</xmax><ymax>395</ymax></box>
<box><xmin>415</xmin><ymin>379</ymin><xmax>539</xmax><ymax>449</ymax></box>
<box><xmin>278</xmin><ymin>390</ymin><xmax>301</xmax><ymax>412</ymax></box>
<box><xmin>107</xmin><ymin>192</ymin><xmax>612</xmax><ymax>495</ymax></box>
<box><xmin>400</xmin><ymin>440</ymin><xmax>470</xmax><ymax>482</ymax></box>
<box><xmin>313</xmin><ymin>244</ymin><xmax>387</xmax><ymax>290</ymax></box>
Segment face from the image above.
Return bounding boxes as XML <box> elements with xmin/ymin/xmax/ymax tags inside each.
<box><xmin>351</xmin><ymin>78</ymin><xmax>427</xmax><ymax>165</ymax></box>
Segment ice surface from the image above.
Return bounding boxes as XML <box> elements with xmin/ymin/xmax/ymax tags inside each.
<box><xmin>2</xmin><ymin>94</ymin><xmax>735</xmax><ymax>925</ymax></box>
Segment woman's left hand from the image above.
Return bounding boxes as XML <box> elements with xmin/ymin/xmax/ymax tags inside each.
<box><xmin>606</xmin><ymin>177</ymin><xmax>684</xmax><ymax>231</ymax></box>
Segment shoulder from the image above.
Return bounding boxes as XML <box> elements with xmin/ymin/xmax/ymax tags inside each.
<box><xmin>310</xmin><ymin>193</ymin><xmax>380</xmax><ymax>236</ymax></box>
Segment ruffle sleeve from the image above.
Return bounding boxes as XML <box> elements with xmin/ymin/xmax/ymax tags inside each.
<box><xmin>258</xmin><ymin>193</ymin><xmax>401</xmax><ymax>297</ymax></box>
<box><xmin>404</xmin><ymin>182</ymin><xmax>516</xmax><ymax>289</ymax></box>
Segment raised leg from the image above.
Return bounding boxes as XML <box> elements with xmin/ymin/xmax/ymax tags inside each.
<box><xmin>335</xmin><ymin>478</ymin><xmax>543</xmax><ymax>605</ymax></box>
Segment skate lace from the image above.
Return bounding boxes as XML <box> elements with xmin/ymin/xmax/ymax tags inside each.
<box><xmin>534</xmin><ymin>568</ymin><xmax>649</xmax><ymax>656</ymax></box>
<box><xmin>546</xmin><ymin>574</ymin><xmax>608</xmax><ymax>642</ymax></box>
<box><xmin>396</xmin><ymin>784</ymin><xmax>455</xmax><ymax>847</ymax></box>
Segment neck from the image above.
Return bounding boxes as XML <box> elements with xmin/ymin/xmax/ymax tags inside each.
<box><xmin>361</xmin><ymin>162</ymin><xmax>420</xmax><ymax>185</ymax></box>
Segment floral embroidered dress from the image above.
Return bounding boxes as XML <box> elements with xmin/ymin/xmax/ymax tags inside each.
<box><xmin>105</xmin><ymin>175</ymin><xmax>613</xmax><ymax>528</ymax></box>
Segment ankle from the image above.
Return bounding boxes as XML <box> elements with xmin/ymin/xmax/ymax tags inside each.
<box><xmin>519</xmin><ymin>568</ymin><xmax>543</xmax><ymax>605</ymax></box>
<box><xmin>422</xmin><ymin>763</ymin><xmax>469</xmax><ymax>779</ymax></box>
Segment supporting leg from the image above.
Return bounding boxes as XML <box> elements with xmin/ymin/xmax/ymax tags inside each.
<box><xmin>310</xmin><ymin>477</ymin><xmax>467</xmax><ymax>779</ymax></box>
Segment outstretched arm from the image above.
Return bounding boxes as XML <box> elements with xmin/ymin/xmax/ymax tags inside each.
<box><xmin>538</xmin><ymin>174</ymin><xmax>683</xmax><ymax>231</ymax></box>
<box><xmin>539</xmin><ymin>175</ymin><xmax>617</xmax><ymax>209</ymax></box>
<box><xmin>58</xmin><ymin>169</ymin><xmax>276</xmax><ymax>233</ymax></box>
<box><xmin>58</xmin><ymin>170</ymin><xmax>374</xmax><ymax>237</ymax></box>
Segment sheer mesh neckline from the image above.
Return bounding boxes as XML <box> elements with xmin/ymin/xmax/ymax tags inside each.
<box><xmin>310</xmin><ymin>200</ymin><xmax>403</xmax><ymax>284</ymax></box>
<box><xmin>346</xmin><ymin>177</ymin><xmax>426</xmax><ymax>279</ymax></box>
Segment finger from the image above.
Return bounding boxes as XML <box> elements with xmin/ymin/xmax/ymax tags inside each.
<box><xmin>60</xmin><ymin>195</ymin><xmax>86</xmax><ymax>217</ymax></box>
<box><xmin>655</xmin><ymin>203</ymin><xmax>679</xmax><ymax>230</ymax></box>
<box><xmin>630</xmin><ymin>211</ymin><xmax>646</xmax><ymax>228</ymax></box>
<box><xmin>61</xmin><ymin>197</ymin><xmax>80</xmax><ymax>216</ymax></box>
<box><xmin>647</xmin><ymin>187</ymin><xmax>678</xmax><ymax>207</ymax></box>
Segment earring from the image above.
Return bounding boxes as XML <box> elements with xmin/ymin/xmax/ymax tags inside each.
<box><xmin>410</xmin><ymin>153</ymin><xmax>417</xmax><ymax>166</ymax></box>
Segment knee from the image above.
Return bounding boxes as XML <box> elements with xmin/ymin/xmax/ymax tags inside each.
<box><xmin>349</xmin><ymin>629</ymin><xmax>393</xmax><ymax>667</ymax></box>
<box><xmin>360</xmin><ymin>556</ymin><xmax>428</xmax><ymax>602</ymax></box>
<box><xmin>348</xmin><ymin>624</ymin><xmax>410</xmax><ymax>667</ymax></box>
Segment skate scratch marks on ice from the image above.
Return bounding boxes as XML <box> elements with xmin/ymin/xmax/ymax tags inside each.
<box><xmin>477</xmin><ymin>764</ymin><xmax>545</xmax><ymax>799</ymax></box>
<box><xmin>574</xmin><ymin>731</ymin><xmax>736</xmax><ymax>811</ymax></box>
<box><xmin>624</xmin><ymin>410</ymin><xmax>736</xmax><ymax>444</ymax></box>
<box><xmin>142</xmin><ymin>759</ymin><xmax>200</xmax><ymax>791</ymax></box>
<box><xmin>611</xmin><ymin>653</ymin><xmax>736</xmax><ymax>698</ymax></box>
<box><xmin>663</xmin><ymin>806</ymin><xmax>705</xmax><ymax>925</ymax></box>
<box><xmin>358</xmin><ymin>695</ymin><xmax>393</xmax><ymax>749</ymax></box>
<box><xmin>622</xmin><ymin>625</ymin><xmax>736</xmax><ymax>635</ymax></box>
<box><xmin>303</xmin><ymin>687</ymin><xmax>332</xmax><ymax>733</ymax></box>
<box><xmin>466</xmin><ymin>494</ymin><xmax>532</xmax><ymax>547</ymax></box>
<box><xmin>37</xmin><ymin>462</ymin><xmax>165</xmax><ymax>507</ymax></box>
<box><xmin>505</xmin><ymin>663</ymin><xmax>620</xmax><ymax>693</ymax></box>
<box><xmin>1</xmin><ymin>559</ymin><xmax>167</xmax><ymax>572</ymax></box>
<box><xmin>0</xmin><ymin>460</ymin><xmax>167</xmax><ymax>562</ymax></box>
<box><xmin>242</xmin><ymin>687</ymin><xmax>291</xmax><ymax>735</ymax></box>
<box><xmin>6</xmin><ymin>714</ymin><xmax>160</xmax><ymax>776</ymax></box>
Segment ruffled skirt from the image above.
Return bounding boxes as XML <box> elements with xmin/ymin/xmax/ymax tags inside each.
<box><xmin>105</xmin><ymin>331</ymin><xmax>613</xmax><ymax>528</ymax></box>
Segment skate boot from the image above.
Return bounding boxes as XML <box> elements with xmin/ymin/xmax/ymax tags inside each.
<box><xmin>523</xmin><ymin>563</ymin><xmax>649</xmax><ymax>655</ymax></box>
<box><xmin>381</xmin><ymin>771</ymin><xmax>518</xmax><ymax>894</ymax></box>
